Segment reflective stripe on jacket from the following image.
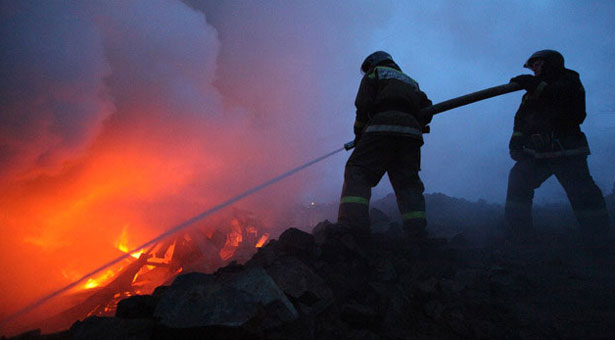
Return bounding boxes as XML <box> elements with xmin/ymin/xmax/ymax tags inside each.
<box><xmin>364</xmin><ymin>123</ymin><xmax>422</xmax><ymax>137</ymax></box>
<box><xmin>354</xmin><ymin>65</ymin><xmax>432</xmax><ymax>141</ymax></box>
<box><xmin>517</xmin><ymin>131</ymin><xmax>591</xmax><ymax>159</ymax></box>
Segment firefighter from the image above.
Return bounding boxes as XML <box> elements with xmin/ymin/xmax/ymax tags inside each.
<box><xmin>506</xmin><ymin>49</ymin><xmax>610</xmax><ymax>245</ymax></box>
<box><xmin>337</xmin><ymin>51</ymin><xmax>433</xmax><ymax>240</ymax></box>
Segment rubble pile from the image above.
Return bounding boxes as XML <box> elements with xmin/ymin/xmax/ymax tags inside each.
<box><xmin>6</xmin><ymin>192</ymin><xmax>615</xmax><ymax>340</ymax></box>
<box><xmin>4</xmin><ymin>209</ymin><xmax>271</xmax><ymax>337</ymax></box>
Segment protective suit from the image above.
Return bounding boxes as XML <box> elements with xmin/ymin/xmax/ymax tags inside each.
<box><xmin>338</xmin><ymin>51</ymin><xmax>432</xmax><ymax>239</ymax></box>
<box><xmin>506</xmin><ymin>50</ymin><xmax>610</xmax><ymax>244</ymax></box>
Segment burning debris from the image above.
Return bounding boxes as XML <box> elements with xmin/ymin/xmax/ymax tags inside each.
<box><xmin>9</xmin><ymin>208</ymin><xmax>271</xmax><ymax>335</ymax></box>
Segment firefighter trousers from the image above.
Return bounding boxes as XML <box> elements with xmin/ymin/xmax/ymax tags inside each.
<box><xmin>505</xmin><ymin>155</ymin><xmax>610</xmax><ymax>241</ymax></box>
<box><xmin>338</xmin><ymin>133</ymin><xmax>426</xmax><ymax>236</ymax></box>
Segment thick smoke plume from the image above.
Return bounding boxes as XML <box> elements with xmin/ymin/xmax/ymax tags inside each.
<box><xmin>1</xmin><ymin>2</ymin><xmax>113</xmax><ymax>181</ymax></box>
<box><xmin>0</xmin><ymin>0</ymin><xmax>224</xmax><ymax>319</ymax></box>
<box><xmin>0</xmin><ymin>0</ymin><xmax>390</xmax><ymax>324</ymax></box>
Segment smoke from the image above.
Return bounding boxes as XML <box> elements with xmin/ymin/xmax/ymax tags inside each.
<box><xmin>0</xmin><ymin>0</ymin><xmax>393</xmax><ymax>325</ymax></box>
<box><xmin>183</xmin><ymin>0</ymin><xmax>396</xmax><ymax>201</ymax></box>
<box><xmin>0</xmin><ymin>0</ymin><xmax>225</xmax><ymax>320</ymax></box>
<box><xmin>0</xmin><ymin>1</ymin><xmax>113</xmax><ymax>181</ymax></box>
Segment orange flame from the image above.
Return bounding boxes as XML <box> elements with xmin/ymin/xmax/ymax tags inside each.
<box><xmin>82</xmin><ymin>268</ymin><xmax>121</xmax><ymax>290</ymax></box>
<box><xmin>255</xmin><ymin>233</ymin><xmax>269</xmax><ymax>248</ymax></box>
<box><xmin>115</xmin><ymin>226</ymin><xmax>145</xmax><ymax>259</ymax></box>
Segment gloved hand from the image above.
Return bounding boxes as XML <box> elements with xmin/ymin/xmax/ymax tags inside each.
<box><xmin>510</xmin><ymin>74</ymin><xmax>541</xmax><ymax>92</ymax></box>
<box><xmin>509</xmin><ymin>134</ymin><xmax>526</xmax><ymax>161</ymax></box>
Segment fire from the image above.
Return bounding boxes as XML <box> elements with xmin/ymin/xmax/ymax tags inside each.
<box><xmin>0</xmin><ymin>3</ymin><xmax>313</xmax><ymax>337</ymax></box>
<box><xmin>217</xmin><ymin>216</ymin><xmax>270</xmax><ymax>260</ymax></box>
<box><xmin>255</xmin><ymin>233</ymin><xmax>269</xmax><ymax>248</ymax></box>
<box><xmin>83</xmin><ymin>279</ymin><xmax>99</xmax><ymax>289</ymax></box>
<box><xmin>82</xmin><ymin>268</ymin><xmax>122</xmax><ymax>290</ymax></box>
<box><xmin>74</xmin><ymin>227</ymin><xmax>148</xmax><ymax>290</ymax></box>
<box><xmin>114</xmin><ymin>226</ymin><xmax>145</xmax><ymax>259</ymax></box>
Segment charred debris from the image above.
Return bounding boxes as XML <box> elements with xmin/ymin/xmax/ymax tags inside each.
<box><xmin>6</xmin><ymin>191</ymin><xmax>615</xmax><ymax>340</ymax></box>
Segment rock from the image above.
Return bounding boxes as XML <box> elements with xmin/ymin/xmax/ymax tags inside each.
<box><xmin>424</xmin><ymin>300</ymin><xmax>445</xmax><ymax>320</ymax></box>
<box><xmin>156</xmin><ymin>284</ymin><xmax>259</xmax><ymax>328</ymax></box>
<box><xmin>376</xmin><ymin>285</ymin><xmax>416</xmax><ymax>339</ymax></box>
<box><xmin>340</xmin><ymin>303</ymin><xmax>377</xmax><ymax>330</ymax></box>
<box><xmin>438</xmin><ymin>278</ymin><xmax>465</xmax><ymax>294</ymax></box>
<box><xmin>449</xmin><ymin>232</ymin><xmax>469</xmax><ymax>248</ymax></box>
<box><xmin>486</xmin><ymin>265</ymin><xmax>521</xmax><ymax>292</ymax></box>
<box><xmin>154</xmin><ymin>272</ymin><xmax>247</xmax><ymax>328</ymax></box>
<box><xmin>264</xmin><ymin>256</ymin><xmax>334</xmax><ymax>314</ymax></box>
<box><xmin>383</xmin><ymin>222</ymin><xmax>403</xmax><ymax>239</ymax></box>
<box><xmin>70</xmin><ymin>316</ymin><xmax>153</xmax><ymax>340</ymax></box>
<box><xmin>369</xmin><ymin>208</ymin><xmax>391</xmax><ymax>234</ymax></box>
<box><xmin>245</xmin><ymin>240</ymin><xmax>278</xmax><ymax>268</ymax></box>
<box><xmin>370</xmin><ymin>257</ymin><xmax>397</xmax><ymax>282</ymax></box>
<box><xmin>312</xmin><ymin>221</ymin><xmax>369</xmax><ymax>261</ymax></box>
<box><xmin>415</xmin><ymin>277</ymin><xmax>439</xmax><ymax>296</ymax></box>
<box><xmin>226</xmin><ymin>267</ymin><xmax>298</xmax><ymax>323</ymax></box>
<box><xmin>340</xmin><ymin>233</ymin><xmax>369</xmax><ymax>256</ymax></box>
<box><xmin>311</xmin><ymin>220</ymin><xmax>338</xmax><ymax>245</ymax></box>
<box><xmin>214</xmin><ymin>261</ymin><xmax>245</xmax><ymax>277</ymax></box>
<box><xmin>152</xmin><ymin>285</ymin><xmax>168</xmax><ymax>299</ymax></box>
<box><xmin>6</xmin><ymin>329</ymin><xmax>40</xmax><ymax>340</ymax></box>
<box><xmin>154</xmin><ymin>267</ymin><xmax>297</xmax><ymax>329</ymax></box>
<box><xmin>115</xmin><ymin>295</ymin><xmax>156</xmax><ymax>319</ymax></box>
<box><xmin>453</xmin><ymin>269</ymin><xmax>478</xmax><ymax>290</ymax></box>
<box><xmin>276</xmin><ymin>228</ymin><xmax>317</xmax><ymax>260</ymax></box>
<box><xmin>469</xmin><ymin>319</ymin><xmax>498</xmax><ymax>339</ymax></box>
<box><xmin>153</xmin><ymin>325</ymin><xmax>259</xmax><ymax>340</ymax></box>
<box><xmin>447</xmin><ymin>309</ymin><xmax>467</xmax><ymax>335</ymax></box>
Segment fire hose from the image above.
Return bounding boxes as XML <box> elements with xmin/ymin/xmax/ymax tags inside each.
<box><xmin>344</xmin><ymin>82</ymin><xmax>522</xmax><ymax>150</ymax></box>
<box><xmin>0</xmin><ymin>81</ymin><xmax>522</xmax><ymax>329</ymax></box>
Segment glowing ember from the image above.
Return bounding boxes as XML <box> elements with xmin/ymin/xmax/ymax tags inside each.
<box><xmin>255</xmin><ymin>233</ymin><xmax>269</xmax><ymax>248</ymax></box>
<box><xmin>81</xmin><ymin>268</ymin><xmax>121</xmax><ymax>290</ymax></box>
<box><xmin>219</xmin><ymin>245</ymin><xmax>236</xmax><ymax>261</ymax></box>
<box><xmin>83</xmin><ymin>279</ymin><xmax>99</xmax><ymax>290</ymax></box>
<box><xmin>115</xmin><ymin>226</ymin><xmax>145</xmax><ymax>259</ymax></box>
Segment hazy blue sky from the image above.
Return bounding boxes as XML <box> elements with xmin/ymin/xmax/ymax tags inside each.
<box><xmin>187</xmin><ymin>0</ymin><xmax>615</xmax><ymax>204</ymax></box>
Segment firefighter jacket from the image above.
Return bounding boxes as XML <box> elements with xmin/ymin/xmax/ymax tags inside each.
<box><xmin>354</xmin><ymin>65</ymin><xmax>432</xmax><ymax>144</ymax></box>
<box><xmin>512</xmin><ymin>69</ymin><xmax>590</xmax><ymax>158</ymax></box>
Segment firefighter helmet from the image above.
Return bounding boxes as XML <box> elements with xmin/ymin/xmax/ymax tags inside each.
<box><xmin>523</xmin><ymin>49</ymin><xmax>564</xmax><ymax>69</ymax></box>
<box><xmin>361</xmin><ymin>51</ymin><xmax>394</xmax><ymax>74</ymax></box>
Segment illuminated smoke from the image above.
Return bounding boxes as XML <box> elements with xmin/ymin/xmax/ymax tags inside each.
<box><xmin>0</xmin><ymin>1</ymin><xmax>391</xmax><ymax>328</ymax></box>
<box><xmin>0</xmin><ymin>0</ymin><xmax>265</xmax><ymax>323</ymax></box>
<box><xmin>0</xmin><ymin>1</ymin><xmax>113</xmax><ymax>181</ymax></box>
